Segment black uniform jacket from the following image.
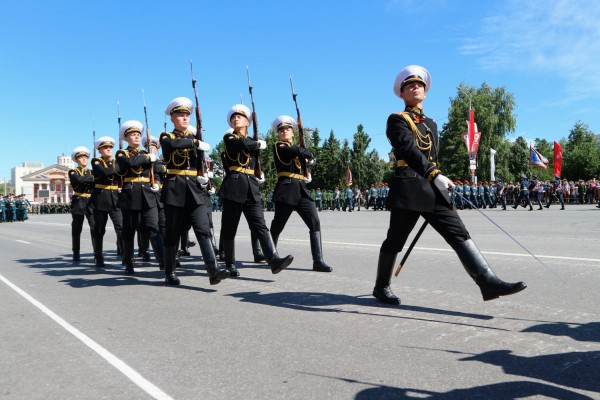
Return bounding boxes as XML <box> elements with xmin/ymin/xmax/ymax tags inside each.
<box><xmin>91</xmin><ymin>157</ymin><xmax>121</xmax><ymax>212</ymax></box>
<box><xmin>272</xmin><ymin>141</ymin><xmax>313</xmax><ymax>206</ymax></box>
<box><xmin>218</xmin><ymin>131</ymin><xmax>262</xmax><ymax>203</ymax></box>
<box><xmin>159</xmin><ymin>130</ymin><xmax>206</xmax><ymax>208</ymax></box>
<box><xmin>386</xmin><ymin>108</ymin><xmax>446</xmax><ymax>213</ymax></box>
<box><xmin>116</xmin><ymin>147</ymin><xmax>158</xmax><ymax>211</ymax></box>
<box><xmin>68</xmin><ymin>166</ymin><xmax>94</xmax><ymax>215</ymax></box>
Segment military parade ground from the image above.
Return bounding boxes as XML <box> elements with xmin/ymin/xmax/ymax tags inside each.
<box><xmin>1</xmin><ymin>206</ymin><xmax>598</xmax><ymax>399</ymax></box>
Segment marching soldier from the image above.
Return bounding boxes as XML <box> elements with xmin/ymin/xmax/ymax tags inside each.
<box><xmin>545</xmin><ymin>175</ymin><xmax>565</xmax><ymax>210</ymax></box>
<box><xmin>219</xmin><ymin>104</ymin><xmax>293</xmax><ymax>277</ymax></box>
<box><xmin>333</xmin><ymin>186</ymin><xmax>341</xmax><ymax>210</ymax></box>
<box><xmin>373</xmin><ymin>65</ymin><xmax>526</xmax><ymax>305</ymax></box>
<box><xmin>91</xmin><ymin>136</ymin><xmax>124</xmax><ymax>268</ymax></box>
<box><xmin>115</xmin><ymin>120</ymin><xmax>165</xmax><ymax>274</ymax></box>
<box><xmin>0</xmin><ymin>194</ymin><xmax>5</xmax><ymax>222</ymax></box>
<box><xmin>512</xmin><ymin>174</ymin><xmax>533</xmax><ymax>211</ymax></box>
<box><xmin>354</xmin><ymin>184</ymin><xmax>362</xmax><ymax>211</ymax></box>
<box><xmin>494</xmin><ymin>178</ymin><xmax>507</xmax><ymax>210</ymax></box>
<box><xmin>6</xmin><ymin>194</ymin><xmax>16</xmax><ymax>222</ymax></box>
<box><xmin>344</xmin><ymin>184</ymin><xmax>353</xmax><ymax>212</ymax></box>
<box><xmin>68</xmin><ymin>146</ymin><xmax>95</xmax><ymax>262</ymax></box>
<box><xmin>269</xmin><ymin>115</ymin><xmax>332</xmax><ymax>273</ymax></box>
<box><xmin>160</xmin><ymin>97</ymin><xmax>229</xmax><ymax>285</ymax></box>
<box><xmin>529</xmin><ymin>175</ymin><xmax>543</xmax><ymax>210</ymax></box>
<box><xmin>315</xmin><ymin>188</ymin><xmax>323</xmax><ymax>211</ymax></box>
<box><xmin>367</xmin><ymin>184</ymin><xmax>376</xmax><ymax>210</ymax></box>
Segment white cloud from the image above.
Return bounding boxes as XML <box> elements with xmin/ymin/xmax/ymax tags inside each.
<box><xmin>459</xmin><ymin>0</ymin><xmax>600</xmax><ymax>98</ymax></box>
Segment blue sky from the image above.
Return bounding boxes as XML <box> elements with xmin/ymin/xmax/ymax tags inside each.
<box><xmin>2</xmin><ymin>0</ymin><xmax>599</xmax><ymax>179</ymax></box>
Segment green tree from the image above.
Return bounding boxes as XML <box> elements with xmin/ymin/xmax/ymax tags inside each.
<box><xmin>350</xmin><ymin>124</ymin><xmax>370</xmax><ymax>188</ymax></box>
<box><xmin>562</xmin><ymin>121</ymin><xmax>600</xmax><ymax>179</ymax></box>
<box><xmin>509</xmin><ymin>136</ymin><xmax>529</xmax><ymax>180</ymax></box>
<box><xmin>440</xmin><ymin>83</ymin><xmax>517</xmax><ymax>181</ymax></box>
<box><xmin>313</xmin><ymin>130</ymin><xmax>341</xmax><ymax>190</ymax></box>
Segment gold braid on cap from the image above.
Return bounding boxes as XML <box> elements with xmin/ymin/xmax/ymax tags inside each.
<box><xmin>171</xmin><ymin>105</ymin><xmax>190</xmax><ymax>114</ymax></box>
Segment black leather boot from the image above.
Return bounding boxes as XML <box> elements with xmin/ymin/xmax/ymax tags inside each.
<box><xmin>223</xmin><ymin>239</ymin><xmax>239</xmax><ymax>277</ymax></box>
<box><xmin>258</xmin><ymin>231</ymin><xmax>293</xmax><ymax>274</ymax></box>
<box><xmin>218</xmin><ymin>235</ymin><xmax>225</xmax><ymax>261</ymax></box>
<box><xmin>199</xmin><ymin>238</ymin><xmax>229</xmax><ymax>285</ymax></box>
<box><xmin>453</xmin><ymin>239</ymin><xmax>527</xmax><ymax>301</ymax></box>
<box><xmin>72</xmin><ymin>234</ymin><xmax>81</xmax><ymax>262</ymax></box>
<box><xmin>179</xmin><ymin>230</ymin><xmax>191</xmax><ymax>256</ymax></box>
<box><xmin>123</xmin><ymin>237</ymin><xmax>135</xmax><ymax>275</ymax></box>
<box><xmin>373</xmin><ymin>252</ymin><xmax>400</xmax><ymax>305</ymax></box>
<box><xmin>310</xmin><ymin>231</ymin><xmax>332</xmax><ymax>272</ymax></box>
<box><xmin>251</xmin><ymin>230</ymin><xmax>266</xmax><ymax>263</ymax></box>
<box><xmin>150</xmin><ymin>232</ymin><xmax>165</xmax><ymax>270</ymax></box>
<box><xmin>164</xmin><ymin>245</ymin><xmax>180</xmax><ymax>285</ymax></box>
<box><xmin>94</xmin><ymin>236</ymin><xmax>105</xmax><ymax>268</ymax></box>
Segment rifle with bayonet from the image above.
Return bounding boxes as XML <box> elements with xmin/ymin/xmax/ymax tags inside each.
<box><xmin>190</xmin><ymin>60</ymin><xmax>212</xmax><ymax>188</ymax></box>
<box><xmin>246</xmin><ymin>65</ymin><xmax>262</xmax><ymax>179</ymax></box>
<box><xmin>289</xmin><ymin>77</ymin><xmax>309</xmax><ymax>178</ymax></box>
<box><xmin>142</xmin><ymin>89</ymin><xmax>156</xmax><ymax>187</ymax></box>
<box><xmin>93</xmin><ymin>117</ymin><xmax>96</xmax><ymax>158</ymax></box>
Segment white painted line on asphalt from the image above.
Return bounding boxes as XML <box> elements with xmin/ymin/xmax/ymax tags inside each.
<box><xmin>0</xmin><ymin>274</ymin><xmax>174</xmax><ymax>400</ymax></box>
<box><xmin>281</xmin><ymin>238</ymin><xmax>600</xmax><ymax>263</ymax></box>
<box><xmin>16</xmin><ymin>240</ymin><xmax>31</xmax><ymax>244</ymax></box>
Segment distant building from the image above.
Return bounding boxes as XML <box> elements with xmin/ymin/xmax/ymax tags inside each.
<box><xmin>11</xmin><ymin>155</ymin><xmax>74</xmax><ymax>203</ymax></box>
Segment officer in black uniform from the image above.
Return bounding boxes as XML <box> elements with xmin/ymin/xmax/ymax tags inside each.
<box><xmin>529</xmin><ymin>175</ymin><xmax>543</xmax><ymax>210</ymax></box>
<box><xmin>545</xmin><ymin>175</ymin><xmax>565</xmax><ymax>210</ymax></box>
<box><xmin>116</xmin><ymin>120</ymin><xmax>165</xmax><ymax>274</ymax></box>
<box><xmin>219</xmin><ymin>104</ymin><xmax>293</xmax><ymax>277</ymax></box>
<box><xmin>160</xmin><ymin>97</ymin><xmax>229</xmax><ymax>286</ymax></box>
<box><xmin>512</xmin><ymin>174</ymin><xmax>533</xmax><ymax>210</ymax></box>
<box><xmin>68</xmin><ymin>146</ymin><xmax>96</xmax><ymax>262</ymax></box>
<box><xmin>373</xmin><ymin>65</ymin><xmax>526</xmax><ymax>305</ymax></box>
<box><xmin>269</xmin><ymin>115</ymin><xmax>332</xmax><ymax>272</ymax></box>
<box><xmin>91</xmin><ymin>136</ymin><xmax>124</xmax><ymax>268</ymax></box>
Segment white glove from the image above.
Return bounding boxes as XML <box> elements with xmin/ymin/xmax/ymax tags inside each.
<box><xmin>148</xmin><ymin>153</ymin><xmax>157</xmax><ymax>162</ymax></box>
<box><xmin>118</xmin><ymin>187</ymin><xmax>122</xmax><ymax>194</ymax></box>
<box><xmin>196</xmin><ymin>140</ymin><xmax>211</xmax><ymax>152</ymax></box>
<box><xmin>257</xmin><ymin>172</ymin><xmax>265</xmax><ymax>184</ymax></box>
<box><xmin>207</xmin><ymin>170</ymin><xmax>214</xmax><ymax>179</ymax></box>
<box><xmin>197</xmin><ymin>174</ymin><xmax>209</xmax><ymax>187</ymax></box>
<box><xmin>304</xmin><ymin>173</ymin><xmax>312</xmax><ymax>184</ymax></box>
<box><xmin>433</xmin><ymin>174</ymin><xmax>455</xmax><ymax>192</ymax></box>
<box><xmin>257</xmin><ymin>140</ymin><xmax>267</xmax><ymax>150</ymax></box>
<box><xmin>150</xmin><ymin>183</ymin><xmax>160</xmax><ymax>192</ymax></box>
<box><xmin>307</xmin><ymin>159</ymin><xmax>315</xmax><ymax>166</ymax></box>
<box><xmin>208</xmin><ymin>187</ymin><xmax>216</xmax><ymax>195</ymax></box>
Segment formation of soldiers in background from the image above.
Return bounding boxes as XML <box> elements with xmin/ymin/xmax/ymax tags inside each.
<box><xmin>0</xmin><ymin>194</ymin><xmax>32</xmax><ymax>222</ymax></box>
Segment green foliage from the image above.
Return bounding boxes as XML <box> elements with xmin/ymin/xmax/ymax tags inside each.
<box><xmin>562</xmin><ymin>121</ymin><xmax>600</xmax><ymax>179</ymax></box>
<box><xmin>509</xmin><ymin>137</ymin><xmax>529</xmax><ymax>180</ymax></box>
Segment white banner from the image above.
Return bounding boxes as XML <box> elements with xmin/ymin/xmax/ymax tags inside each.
<box><xmin>490</xmin><ymin>148</ymin><xmax>497</xmax><ymax>181</ymax></box>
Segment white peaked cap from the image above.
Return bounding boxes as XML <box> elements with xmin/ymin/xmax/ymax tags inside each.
<box><xmin>165</xmin><ymin>97</ymin><xmax>193</xmax><ymax>116</ymax></box>
<box><xmin>95</xmin><ymin>136</ymin><xmax>115</xmax><ymax>150</ymax></box>
<box><xmin>71</xmin><ymin>146</ymin><xmax>90</xmax><ymax>161</ymax></box>
<box><xmin>143</xmin><ymin>135</ymin><xmax>160</xmax><ymax>149</ymax></box>
<box><xmin>227</xmin><ymin>104</ymin><xmax>252</xmax><ymax>128</ymax></box>
<box><xmin>271</xmin><ymin>115</ymin><xmax>297</xmax><ymax>132</ymax></box>
<box><xmin>393</xmin><ymin>65</ymin><xmax>431</xmax><ymax>97</ymax></box>
<box><xmin>119</xmin><ymin>120</ymin><xmax>144</xmax><ymax>141</ymax></box>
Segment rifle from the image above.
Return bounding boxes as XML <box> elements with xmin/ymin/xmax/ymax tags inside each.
<box><xmin>117</xmin><ymin>101</ymin><xmax>122</xmax><ymax>150</ymax></box>
<box><xmin>289</xmin><ymin>76</ymin><xmax>309</xmax><ymax>178</ymax></box>
<box><xmin>246</xmin><ymin>65</ymin><xmax>262</xmax><ymax>178</ymax></box>
<box><xmin>190</xmin><ymin>60</ymin><xmax>211</xmax><ymax>185</ymax></box>
<box><xmin>142</xmin><ymin>89</ymin><xmax>156</xmax><ymax>187</ymax></box>
<box><xmin>92</xmin><ymin>117</ymin><xmax>96</xmax><ymax>158</ymax></box>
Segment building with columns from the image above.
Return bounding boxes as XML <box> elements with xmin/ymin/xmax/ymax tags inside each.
<box><xmin>12</xmin><ymin>155</ymin><xmax>75</xmax><ymax>203</ymax></box>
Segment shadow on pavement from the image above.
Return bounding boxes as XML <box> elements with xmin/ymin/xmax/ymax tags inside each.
<box><xmin>521</xmin><ymin>321</ymin><xmax>600</xmax><ymax>343</ymax></box>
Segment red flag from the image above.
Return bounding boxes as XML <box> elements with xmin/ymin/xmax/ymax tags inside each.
<box><xmin>553</xmin><ymin>141</ymin><xmax>562</xmax><ymax>178</ymax></box>
<box><xmin>345</xmin><ymin>166</ymin><xmax>353</xmax><ymax>186</ymax></box>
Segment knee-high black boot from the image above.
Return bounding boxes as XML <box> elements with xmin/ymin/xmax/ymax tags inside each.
<box><xmin>251</xmin><ymin>230</ymin><xmax>265</xmax><ymax>263</ymax></box>
<box><xmin>257</xmin><ymin>231</ymin><xmax>293</xmax><ymax>274</ymax></box>
<box><xmin>373</xmin><ymin>252</ymin><xmax>400</xmax><ymax>305</ymax></box>
<box><xmin>94</xmin><ymin>235</ymin><xmax>105</xmax><ymax>268</ymax></box>
<box><xmin>150</xmin><ymin>232</ymin><xmax>165</xmax><ymax>270</ymax></box>
<box><xmin>310</xmin><ymin>231</ymin><xmax>332</xmax><ymax>272</ymax></box>
<box><xmin>453</xmin><ymin>239</ymin><xmax>527</xmax><ymax>301</ymax></box>
<box><xmin>199</xmin><ymin>238</ymin><xmax>229</xmax><ymax>285</ymax></box>
<box><xmin>223</xmin><ymin>239</ymin><xmax>239</xmax><ymax>277</ymax></box>
<box><xmin>72</xmin><ymin>234</ymin><xmax>81</xmax><ymax>262</ymax></box>
<box><xmin>122</xmin><ymin>237</ymin><xmax>135</xmax><ymax>275</ymax></box>
<box><xmin>164</xmin><ymin>245</ymin><xmax>180</xmax><ymax>285</ymax></box>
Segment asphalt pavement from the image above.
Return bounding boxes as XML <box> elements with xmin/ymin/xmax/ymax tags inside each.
<box><xmin>1</xmin><ymin>205</ymin><xmax>599</xmax><ymax>399</ymax></box>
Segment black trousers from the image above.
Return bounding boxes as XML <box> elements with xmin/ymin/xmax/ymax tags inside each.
<box><xmin>71</xmin><ymin>212</ymin><xmax>95</xmax><ymax>252</ymax></box>
<box><xmin>122</xmin><ymin>207</ymin><xmax>159</xmax><ymax>261</ymax></box>
<box><xmin>381</xmin><ymin>205</ymin><xmax>470</xmax><ymax>254</ymax></box>
<box><xmin>220</xmin><ymin>198</ymin><xmax>269</xmax><ymax>241</ymax></box>
<box><xmin>164</xmin><ymin>189</ymin><xmax>211</xmax><ymax>247</ymax></box>
<box><xmin>515</xmin><ymin>191</ymin><xmax>532</xmax><ymax>208</ymax></box>
<box><xmin>270</xmin><ymin>198</ymin><xmax>321</xmax><ymax>239</ymax></box>
<box><xmin>93</xmin><ymin>208</ymin><xmax>123</xmax><ymax>244</ymax></box>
